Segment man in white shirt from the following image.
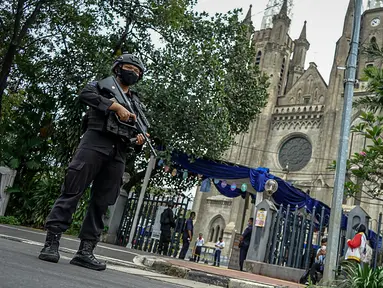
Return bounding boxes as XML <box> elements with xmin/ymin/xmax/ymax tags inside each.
<box><xmin>193</xmin><ymin>233</ymin><xmax>204</xmax><ymax>263</ymax></box>
<box><xmin>213</xmin><ymin>237</ymin><xmax>225</xmax><ymax>267</ymax></box>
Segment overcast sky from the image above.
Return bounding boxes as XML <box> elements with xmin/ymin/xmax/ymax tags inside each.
<box><xmin>195</xmin><ymin>0</ymin><xmax>366</xmax><ymax>83</ymax></box>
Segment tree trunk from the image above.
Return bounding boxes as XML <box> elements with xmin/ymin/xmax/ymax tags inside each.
<box><xmin>0</xmin><ymin>0</ymin><xmax>47</xmax><ymax>118</ymax></box>
<box><xmin>0</xmin><ymin>44</ymin><xmax>18</xmax><ymax>119</ymax></box>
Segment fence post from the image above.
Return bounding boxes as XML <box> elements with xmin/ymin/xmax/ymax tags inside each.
<box><xmin>373</xmin><ymin>213</ymin><xmax>382</xmax><ymax>269</ymax></box>
<box><xmin>0</xmin><ymin>166</ymin><xmax>17</xmax><ymax>216</ymax></box>
<box><xmin>127</xmin><ymin>155</ymin><xmax>156</xmax><ymax>248</ymax></box>
<box><xmin>246</xmin><ymin>199</ymin><xmax>278</xmax><ymax>264</ymax></box>
<box><xmin>304</xmin><ymin>206</ymin><xmax>316</xmax><ymax>270</ymax></box>
<box><xmin>278</xmin><ymin>204</ymin><xmax>291</xmax><ymax>265</ymax></box>
<box><xmin>287</xmin><ymin>205</ymin><xmax>299</xmax><ymax>267</ymax></box>
<box><xmin>268</xmin><ymin>204</ymin><xmax>283</xmax><ymax>264</ymax></box>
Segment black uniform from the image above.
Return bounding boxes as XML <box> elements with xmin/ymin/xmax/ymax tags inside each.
<box><xmin>45</xmin><ymin>81</ymin><xmax>142</xmax><ymax>241</ymax></box>
<box><xmin>239</xmin><ymin>224</ymin><xmax>252</xmax><ymax>271</ymax></box>
<box><xmin>179</xmin><ymin>217</ymin><xmax>194</xmax><ymax>259</ymax></box>
<box><xmin>158</xmin><ymin>207</ymin><xmax>176</xmax><ymax>256</ymax></box>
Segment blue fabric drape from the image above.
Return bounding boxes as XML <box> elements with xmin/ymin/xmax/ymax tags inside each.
<box><xmin>213</xmin><ymin>180</ymin><xmax>256</xmax><ymax>199</ymax></box>
<box><xmin>171</xmin><ymin>152</ymin><xmax>380</xmax><ymax>242</ymax></box>
<box><xmin>172</xmin><ymin>153</ymin><xmax>249</xmax><ymax>179</ymax></box>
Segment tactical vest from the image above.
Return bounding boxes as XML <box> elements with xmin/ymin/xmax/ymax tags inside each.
<box><xmin>81</xmin><ymin>85</ymin><xmax>140</xmax><ymax>142</ymax></box>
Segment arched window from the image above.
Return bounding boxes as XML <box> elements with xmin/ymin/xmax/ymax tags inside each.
<box><xmin>220</xmin><ymin>229</ymin><xmax>224</xmax><ymax>240</ymax></box>
<box><xmin>278</xmin><ymin>58</ymin><xmax>286</xmax><ymax>95</ymax></box>
<box><xmin>255</xmin><ymin>51</ymin><xmax>262</xmax><ymax>66</ymax></box>
<box><xmin>210</xmin><ymin>228</ymin><xmax>215</xmax><ymax>242</ymax></box>
<box><xmin>371</xmin><ymin>37</ymin><xmax>377</xmax><ymax>44</ymax></box>
<box><xmin>215</xmin><ymin>225</ymin><xmax>220</xmax><ymax>242</ymax></box>
<box><xmin>208</xmin><ymin>215</ymin><xmax>226</xmax><ymax>243</ymax></box>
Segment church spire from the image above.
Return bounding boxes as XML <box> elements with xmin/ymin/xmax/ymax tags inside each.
<box><xmin>286</xmin><ymin>20</ymin><xmax>310</xmax><ymax>92</ymax></box>
<box><xmin>244</xmin><ymin>4</ymin><xmax>253</xmax><ymax>25</ymax></box>
<box><xmin>299</xmin><ymin>21</ymin><xmax>307</xmax><ymax>40</ymax></box>
<box><xmin>272</xmin><ymin>0</ymin><xmax>291</xmax><ymax>27</ymax></box>
<box><xmin>342</xmin><ymin>0</ymin><xmax>355</xmax><ymax>36</ymax></box>
<box><xmin>279</xmin><ymin>0</ymin><xmax>288</xmax><ymax>16</ymax></box>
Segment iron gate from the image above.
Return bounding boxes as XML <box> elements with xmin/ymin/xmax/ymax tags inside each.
<box><xmin>116</xmin><ymin>193</ymin><xmax>191</xmax><ymax>256</ymax></box>
<box><xmin>266</xmin><ymin>204</ymin><xmax>328</xmax><ymax>270</ymax></box>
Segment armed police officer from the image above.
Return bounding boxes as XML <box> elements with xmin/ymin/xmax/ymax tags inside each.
<box><xmin>38</xmin><ymin>53</ymin><xmax>149</xmax><ymax>271</ymax></box>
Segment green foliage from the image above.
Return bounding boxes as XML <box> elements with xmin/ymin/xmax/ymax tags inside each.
<box><xmin>329</xmin><ymin>43</ymin><xmax>383</xmax><ymax>202</ymax></box>
<box><xmin>0</xmin><ymin>216</ymin><xmax>20</xmax><ymax>225</ymax></box>
<box><xmin>337</xmin><ymin>262</ymin><xmax>383</xmax><ymax>288</ymax></box>
<box><xmin>336</xmin><ymin>112</ymin><xmax>383</xmax><ymax>201</ymax></box>
<box><xmin>1</xmin><ymin>0</ymin><xmax>268</xmax><ymax>228</ymax></box>
<box><xmin>5</xmin><ymin>168</ymin><xmax>64</xmax><ymax>227</ymax></box>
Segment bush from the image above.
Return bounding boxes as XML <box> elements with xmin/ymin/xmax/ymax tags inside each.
<box><xmin>0</xmin><ymin>216</ymin><xmax>20</xmax><ymax>225</ymax></box>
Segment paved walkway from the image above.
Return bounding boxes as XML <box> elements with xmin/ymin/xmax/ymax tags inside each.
<box><xmin>165</xmin><ymin>259</ymin><xmax>304</xmax><ymax>288</ymax></box>
<box><xmin>0</xmin><ymin>225</ymin><xmax>303</xmax><ymax>288</ymax></box>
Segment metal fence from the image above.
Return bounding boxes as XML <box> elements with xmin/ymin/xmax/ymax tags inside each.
<box><xmin>116</xmin><ymin>193</ymin><xmax>190</xmax><ymax>257</ymax></box>
<box><xmin>266</xmin><ymin>204</ymin><xmax>329</xmax><ymax>270</ymax></box>
<box><xmin>265</xmin><ymin>204</ymin><xmax>383</xmax><ymax>270</ymax></box>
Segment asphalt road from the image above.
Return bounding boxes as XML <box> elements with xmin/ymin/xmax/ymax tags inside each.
<box><xmin>0</xmin><ymin>224</ymin><xmax>139</xmax><ymax>263</ymax></box>
<box><xmin>0</xmin><ymin>238</ymin><xmax>186</xmax><ymax>288</ymax></box>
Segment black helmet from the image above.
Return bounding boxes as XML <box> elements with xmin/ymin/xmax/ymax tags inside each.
<box><xmin>111</xmin><ymin>53</ymin><xmax>145</xmax><ymax>80</ymax></box>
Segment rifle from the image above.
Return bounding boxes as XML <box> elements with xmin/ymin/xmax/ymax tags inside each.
<box><xmin>98</xmin><ymin>76</ymin><xmax>157</xmax><ymax>157</ymax></box>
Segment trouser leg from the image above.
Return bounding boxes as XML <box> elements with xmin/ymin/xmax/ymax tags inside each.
<box><xmin>160</xmin><ymin>230</ymin><xmax>171</xmax><ymax>256</ymax></box>
<box><xmin>45</xmin><ymin>149</ymin><xmax>105</xmax><ymax>232</ymax></box>
<box><xmin>309</xmin><ymin>263</ymin><xmax>321</xmax><ymax>284</ymax></box>
<box><xmin>213</xmin><ymin>250</ymin><xmax>218</xmax><ymax>265</ymax></box>
<box><xmin>239</xmin><ymin>246</ymin><xmax>249</xmax><ymax>271</ymax></box>
<box><xmin>217</xmin><ymin>250</ymin><xmax>221</xmax><ymax>266</ymax></box>
<box><xmin>78</xmin><ymin>157</ymin><xmax>125</xmax><ymax>242</ymax></box>
<box><xmin>179</xmin><ymin>237</ymin><xmax>190</xmax><ymax>259</ymax></box>
<box><xmin>195</xmin><ymin>246</ymin><xmax>201</xmax><ymax>262</ymax></box>
<box><xmin>158</xmin><ymin>233</ymin><xmax>165</xmax><ymax>254</ymax></box>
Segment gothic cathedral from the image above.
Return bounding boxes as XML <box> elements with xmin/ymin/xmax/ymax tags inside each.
<box><xmin>192</xmin><ymin>0</ymin><xmax>383</xmax><ymax>257</ymax></box>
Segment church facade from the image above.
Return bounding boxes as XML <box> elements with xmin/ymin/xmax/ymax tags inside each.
<box><xmin>192</xmin><ymin>0</ymin><xmax>383</xmax><ymax>257</ymax></box>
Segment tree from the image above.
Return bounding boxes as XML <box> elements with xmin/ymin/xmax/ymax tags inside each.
<box><xmin>339</xmin><ymin>112</ymin><xmax>383</xmax><ymax>203</ymax></box>
<box><xmin>0</xmin><ymin>0</ymin><xmax>56</xmax><ymax>118</ymax></box>
<box><xmin>1</xmin><ymin>0</ymin><xmax>268</xmax><ymax>227</ymax></box>
<box><xmin>118</xmin><ymin>8</ymin><xmax>269</xmax><ymax>193</ymax></box>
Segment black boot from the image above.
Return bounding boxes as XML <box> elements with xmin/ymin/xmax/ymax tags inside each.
<box><xmin>70</xmin><ymin>240</ymin><xmax>106</xmax><ymax>271</ymax></box>
<box><xmin>38</xmin><ymin>230</ymin><xmax>61</xmax><ymax>263</ymax></box>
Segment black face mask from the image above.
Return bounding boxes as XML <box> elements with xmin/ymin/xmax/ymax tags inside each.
<box><xmin>120</xmin><ymin>69</ymin><xmax>139</xmax><ymax>86</ymax></box>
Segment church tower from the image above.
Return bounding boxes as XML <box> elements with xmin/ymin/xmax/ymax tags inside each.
<box><xmin>253</xmin><ymin>0</ymin><xmax>293</xmax><ymax>103</ymax></box>
<box><xmin>357</xmin><ymin>1</ymin><xmax>383</xmax><ymax>76</ymax></box>
<box><xmin>227</xmin><ymin>0</ymin><xmax>294</xmax><ymax>166</ymax></box>
<box><xmin>319</xmin><ymin>0</ymin><xmax>355</xmax><ymax>174</ymax></box>
<box><xmin>286</xmin><ymin>21</ymin><xmax>310</xmax><ymax>92</ymax></box>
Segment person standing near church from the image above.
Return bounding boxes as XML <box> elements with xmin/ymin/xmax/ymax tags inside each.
<box><xmin>213</xmin><ymin>237</ymin><xmax>225</xmax><ymax>267</ymax></box>
<box><xmin>239</xmin><ymin>217</ymin><xmax>253</xmax><ymax>271</ymax></box>
<box><xmin>158</xmin><ymin>200</ymin><xmax>176</xmax><ymax>256</ymax></box>
<box><xmin>38</xmin><ymin>53</ymin><xmax>148</xmax><ymax>271</ymax></box>
<box><xmin>193</xmin><ymin>233</ymin><xmax>204</xmax><ymax>262</ymax></box>
<box><xmin>179</xmin><ymin>212</ymin><xmax>196</xmax><ymax>259</ymax></box>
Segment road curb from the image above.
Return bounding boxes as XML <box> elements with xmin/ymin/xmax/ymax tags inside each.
<box><xmin>134</xmin><ymin>255</ymin><xmax>278</xmax><ymax>288</ymax></box>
